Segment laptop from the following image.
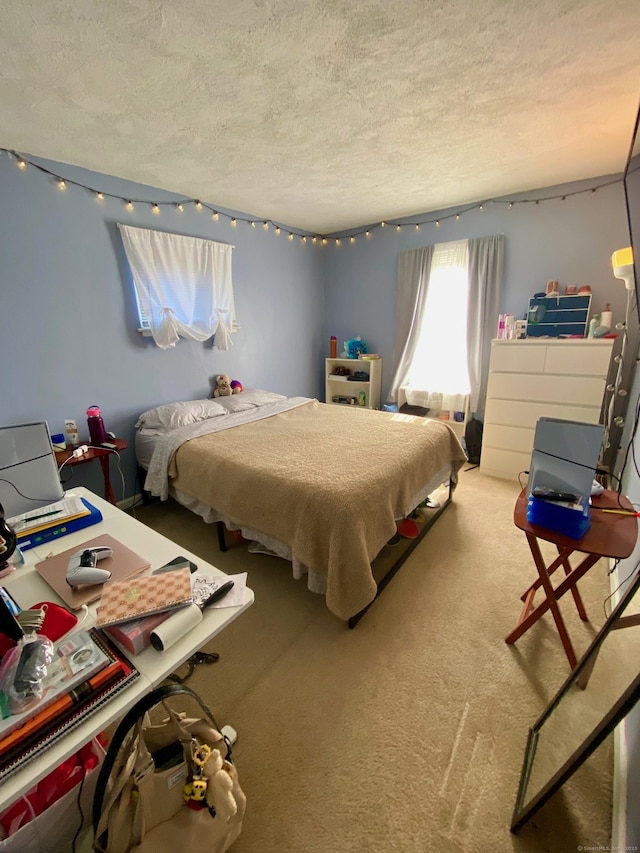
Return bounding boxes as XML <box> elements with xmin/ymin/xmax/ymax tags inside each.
<box><xmin>526</xmin><ymin>417</ymin><xmax>604</xmax><ymax>499</ymax></box>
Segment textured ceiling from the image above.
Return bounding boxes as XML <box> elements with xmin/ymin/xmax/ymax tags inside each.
<box><xmin>0</xmin><ymin>0</ymin><xmax>639</xmax><ymax>233</ymax></box>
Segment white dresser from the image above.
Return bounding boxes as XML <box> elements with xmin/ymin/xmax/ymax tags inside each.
<box><xmin>480</xmin><ymin>339</ymin><xmax>614</xmax><ymax>481</ymax></box>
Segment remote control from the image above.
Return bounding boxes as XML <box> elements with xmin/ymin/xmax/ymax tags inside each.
<box><xmin>531</xmin><ymin>486</ymin><xmax>578</xmax><ymax>502</ymax></box>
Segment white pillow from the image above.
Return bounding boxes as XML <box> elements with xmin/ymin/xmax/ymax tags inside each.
<box><xmin>211</xmin><ymin>388</ymin><xmax>287</xmax><ymax>413</ymax></box>
<box><xmin>136</xmin><ymin>399</ymin><xmax>228</xmax><ymax>433</ymax></box>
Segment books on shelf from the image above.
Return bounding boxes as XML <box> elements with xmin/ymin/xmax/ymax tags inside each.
<box><xmin>96</xmin><ymin>567</ymin><xmax>193</xmax><ymax>628</ymax></box>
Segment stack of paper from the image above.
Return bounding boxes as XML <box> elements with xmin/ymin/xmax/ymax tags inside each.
<box><xmin>8</xmin><ymin>496</ymin><xmax>90</xmax><ymax>535</ymax></box>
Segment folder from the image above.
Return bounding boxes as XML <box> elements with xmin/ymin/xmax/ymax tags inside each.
<box><xmin>16</xmin><ymin>499</ymin><xmax>103</xmax><ymax>551</ymax></box>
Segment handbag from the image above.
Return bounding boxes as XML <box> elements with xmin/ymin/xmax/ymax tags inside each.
<box><xmin>92</xmin><ymin>682</ymin><xmax>246</xmax><ymax>853</ymax></box>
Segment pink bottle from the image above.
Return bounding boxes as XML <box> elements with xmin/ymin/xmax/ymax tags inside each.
<box><xmin>86</xmin><ymin>406</ymin><xmax>108</xmax><ymax>445</ymax></box>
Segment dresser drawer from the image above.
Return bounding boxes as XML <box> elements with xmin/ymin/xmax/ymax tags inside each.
<box><xmin>489</xmin><ymin>343</ymin><xmax>546</xmax><ymax>373</ymax></box>
<box><xmin>487</xmin><ymin>373</ymin><xmax>606</xmax><ymax>406</ymax></box>
<box><xmin>543</xmin><ymin>342</ymin><xmax>613</xmax><ymax>377</ymax></box>
<box><xmin>480</xmin><ymin>446</ymin><xmax>531</xmax><ymax>482</ymax></box>
<box><xmin>485</xmin><ymin>398</ymin><xmax>603</xmax><ymax>429</ymax></box>
<box><xmin>483</xmin><ymin>423</ymin><xmax>534</xmax><ymax>454</ymax></box>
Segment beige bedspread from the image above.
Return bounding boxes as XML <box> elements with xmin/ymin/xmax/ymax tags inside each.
<box><xmin>168</xmin><ymin>400</ymin><xmax>467</xmax><ymax>620</ymax></box>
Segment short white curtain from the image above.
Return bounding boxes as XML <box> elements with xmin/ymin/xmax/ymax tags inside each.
<box><xmin>118</xmin><ymin>224</ymin><xmax>237</xmax><ymax>350</ymax></box>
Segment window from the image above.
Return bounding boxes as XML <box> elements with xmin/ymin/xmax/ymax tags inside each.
<box><xmin>403</xmin><ymin>239</ymin><xmax>470</xmax><ymax>412</ymax></box>
<box><xmin>118</xmin><ymin>224</ymin><xmax>238</xmax><ymax>350</ymax></box>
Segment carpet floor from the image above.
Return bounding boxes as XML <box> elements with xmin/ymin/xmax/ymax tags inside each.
<box><xmin>133</xmin><ymin>466</ymin><xmax>621</xmax><ymax>852</ymax></box>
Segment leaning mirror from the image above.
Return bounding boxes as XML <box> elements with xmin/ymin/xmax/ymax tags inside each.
<box><xmin>511</xmin><ymin>564</ymin><xmax>640</xmax><ymax>833</ymax></box>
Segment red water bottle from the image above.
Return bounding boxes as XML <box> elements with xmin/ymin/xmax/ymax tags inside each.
<box><xmin>330</xmin><ymin>336</ymin><xmax>337</xmax><ymax>358</ymax></box>
<box><xmin>86</xmin><ymin>406</ymin><xmax>108</xmax><ymax>445</ymax></box>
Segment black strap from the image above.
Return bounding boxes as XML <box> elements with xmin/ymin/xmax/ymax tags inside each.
<box><xmin>92</xmin><ymin>682</ymin><xmax>229</xmax><ymax>839</ymax></box>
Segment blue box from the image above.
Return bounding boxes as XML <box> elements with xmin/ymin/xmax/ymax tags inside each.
<box><xmin>526</xmin><ymin>495</ymin><xmax>591</xmax><ymax>540</ymax></box>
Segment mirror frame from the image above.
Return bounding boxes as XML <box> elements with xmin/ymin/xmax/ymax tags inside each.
<box><xmin>511</xmin><ymin>565</ymin><xmax>640</xmax><ymax>833</ymax></box>
<box><xmin>623</xmin><ymin>97</ymin><xmax>640</xmax><ymax>323</ymax></box>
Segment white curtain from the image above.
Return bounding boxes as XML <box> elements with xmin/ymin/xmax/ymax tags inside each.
<box><xmin>387</xmin><ymin>246</ymin><xmax>434</xmax><ymax>403</ymax></box>
<box><xmin>388</xmin><ymin>235</ymin><xmax>504</xmax><ymax>415</ymax></box>
<box><xmin>118</xmin><ymin>224</ymin><xmax>237</xmax><ymax>350</ymax></box>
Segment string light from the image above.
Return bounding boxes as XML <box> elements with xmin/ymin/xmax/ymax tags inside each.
<box><xmin>3</xmin><ymin>147</ymin><xmax>621</xmax><ymax>249</ymax></box>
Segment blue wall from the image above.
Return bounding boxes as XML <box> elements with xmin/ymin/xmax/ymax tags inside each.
<box><xmin>0</xmin><ymin>150</ymin><xmax>632</xmax><ymax>501</ymax></box>
<box><xmin>323</xmin><ymin>177</ymin><xmax>630</xmax><ymax>402</ymax></box>
<box><xmin>0</xmin><ymin>153</ymin><xmax>325</xmax><ymax>500</ymax></box>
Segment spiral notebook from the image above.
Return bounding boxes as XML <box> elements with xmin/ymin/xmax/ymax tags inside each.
<box><xmin>96</xmin><ymin>567</ymin><xmax>193</xmax><ymax>628</ymax></box>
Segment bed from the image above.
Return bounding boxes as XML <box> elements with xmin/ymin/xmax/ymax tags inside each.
<box><xmin>138</xmin><ymin>391</ymin><xmax>467</xmax><ymax>623</ymax></box>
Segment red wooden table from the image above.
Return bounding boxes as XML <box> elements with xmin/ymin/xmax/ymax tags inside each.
<box><xmin>55</xmin><ymin>438</ymin><xmax>127</xmax><ymax>505</ymax></box>
<box><xmin>506</xmin><ymin>488</ymin><xmax>638</xmax><ymax>669</ymax></box>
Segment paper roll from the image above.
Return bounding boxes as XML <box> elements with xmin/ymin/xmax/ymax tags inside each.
<box><xmin>150</xmin><ymin>604</ymin><xmax>203</xmax><ymax>651</ymax></box>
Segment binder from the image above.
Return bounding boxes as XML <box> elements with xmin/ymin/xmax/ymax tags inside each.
<box><xmin>16</xmin><ymin>498</ymin><xmax>103</xmax><ymax>551</ymax></box>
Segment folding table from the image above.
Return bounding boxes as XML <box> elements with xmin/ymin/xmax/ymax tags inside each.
<box><xmin>505</xmin><ymin>488</ymin><xmax>638</xmax><ymax>670</ymax></box>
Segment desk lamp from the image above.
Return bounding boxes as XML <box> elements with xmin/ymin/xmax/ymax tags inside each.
<box><xmin>612</xmin><ymin>247</ymin><xmax>635</xmax><ymax>290</ymax></box>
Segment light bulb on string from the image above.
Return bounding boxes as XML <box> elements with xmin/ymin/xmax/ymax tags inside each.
<box><xmin>230</xmin><ymin>219</ymin><xmax>237</xmax><ymax>227</ymax></box>
<box><xmin>322</xmin><ymin>238</ymin><xmax>327</xmax><ymax>245</ymax></box>
<box><xmin>152</xmin><ymin>204</ymin><xmax>160</xmax><ymax>215</ymax></box>
<box><xmin>276</xmin><ymin>227</ymin><xmax>281</xmax><ymax>236</ymax></box>
<box><xmin>301</xmin><ymin>236</ymin><xmax>307</xmax><ymax>243</ymax></box>
<box><xmin>456</xmin><ymin>213</ymin><xmax>460</xmax><ymax>221</ymax></box>
<box><xmin>263</xmin><ymin>221</ymin><xmax>269</xmax><ymax>230</ymax></box>
<box><xmin>396</xmin><ymin>225</ymin><xmax>401</xmax><ymax>232</ymax></box>
<box><xmin>212</xmin><ymin>211</ymin><xmax>219</xmax><ymax>221</ymax></box>
<box><xmin>435</xmin><ymin>220</ymin><xmax>440</xmax><ymax>228</ymax></box>
<box><xmin>366</xmin><ymin>231</ymin><xmax>371</xmax><ymax>238</ymax></box>
<box><xmin>57</xmin><ymin>179</ymin><xmax>66</xmax><ymax>191</ymax></box>
<box><xmin>508</xmin><ymin>203</ymin><xmax>513</xmax><ymax>209</ymax></box>
<box><xmin>16</xmin><ymin>159</ymin><xmax>27</xmax><ymax>170</ymax></box>
<box><xmin>479</xmin><ymin>204</ymin><xmax>484</xmax><ymax>211</ymax></box>
<box><xmin>176</xmin><ymin>203</ymin><xmax>184</xmax><ymax>213</ymax></box>
<box><xmin>381</xmin><ymin>221</ymin><xmax>386</xmax><ymax>228</ymax></box>
<box><xmin>288</xmin><ymin>233</ymin><xmax>294</xmax><ymax>241</ymax></box>
<box><xmin>250</xmin><ymin>221</ymin><xmax>256</xmax><ymax>228</ymax></box>
<box><xmin>311</xmin><ymin>236</ymin><xmax>317</xmax><ymax>244</ymax></box>
<box><xmin>95</xmin><ymin>192</ymin><xmax>104</xmax><ymax>201</ymax></box>
<box><xmin>126</xmin><ymin>200</ymin><xmax>134</xmax><ymax>211</ymax></box>
<box><xmin>350</xmin><ymin>236</ymin><xmax>356</xmax><ymax>244</ymax></box>
<box><xmin>415</xmin><ymin>224</ymin><xmax>420</xmax><ymax>231</ymax></box>
<box><xmin>194</xmin><ymin>201</ymin><xmax>202</xmax><ymax>212</ymax></box>
<box><xmin>336</xmin><ymin>239</ymin><xmax>341</xmax><ymax>246</ymax></box>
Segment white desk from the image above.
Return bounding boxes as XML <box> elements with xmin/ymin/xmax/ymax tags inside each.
<box><xmin>0</xmin><ymin>487</ymin><xmax>254</xmax><ymax>810</ymax></box>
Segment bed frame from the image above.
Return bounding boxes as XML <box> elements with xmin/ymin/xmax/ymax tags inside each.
<box><xmin>215</xmin><ymin>477</ymin><xmax>454</xmax><ymax>628</ymax></box>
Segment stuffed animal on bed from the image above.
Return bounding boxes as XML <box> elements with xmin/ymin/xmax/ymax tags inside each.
<box><xmin>213</xmin><ymin>374</ymin><xmax>233</xmax><ymax>397</ymax></box>
<box><xmin>230</xmin><ymin>380</ymin><xmax>243</xmax><ymax>394</ymax></box>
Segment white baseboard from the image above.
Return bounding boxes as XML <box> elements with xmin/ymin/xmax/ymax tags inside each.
<box><xmin>116</xmin><ymin>493</ymin><xmax>143</xmax><ymax>512</ymax></box>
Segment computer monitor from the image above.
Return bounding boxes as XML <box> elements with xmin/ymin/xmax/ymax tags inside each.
<box><xmin>0</xmin><ymin>422</ymin><xmax>64</xmax><ymax>519</ymax></box>
<box><xmin>527</xmin><ymin>417</ymin><xmax>604</xmax><ymax>499</ymax></box>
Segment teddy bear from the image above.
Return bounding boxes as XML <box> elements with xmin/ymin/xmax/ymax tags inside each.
<box><xmin>213</xmin><ymin>374</ymin><xmax>233</xmax><ymax>397</ymax></box>
<box><xmin>230</xmin><ymin>380</ymin><xmax>243</xmax><ymax>394</ymax></box>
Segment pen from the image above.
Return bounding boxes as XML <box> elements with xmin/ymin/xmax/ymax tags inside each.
<box><xmin>201</xmin><ymin>580</ymin><xmax>235</xmax><ymax>610</ymax></box>
<box><xmin>600</xmin><ymin>508</ymin><xmax>640</xmax><ymax>517</ymax></box>
<box><xmin>21</xmin><ymin>509</ymin><xmax>62</xmax><ymax>524</ymax></box>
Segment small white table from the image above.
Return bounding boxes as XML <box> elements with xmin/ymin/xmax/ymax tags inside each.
<box><xmin>0</xmin><ymin>487</ymin><xmax>254</xmax><ymax>810</ymax></box>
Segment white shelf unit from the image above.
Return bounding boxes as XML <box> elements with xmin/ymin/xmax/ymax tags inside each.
<box><xmin>480</xmin><ymin>339</ymin><xmax>614</xmax><ymax>481</ymax></box>
<box><xmin>325</xmin><ymin>358</ymin><xmax>382</xmax><ymax>409</ymax></box>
